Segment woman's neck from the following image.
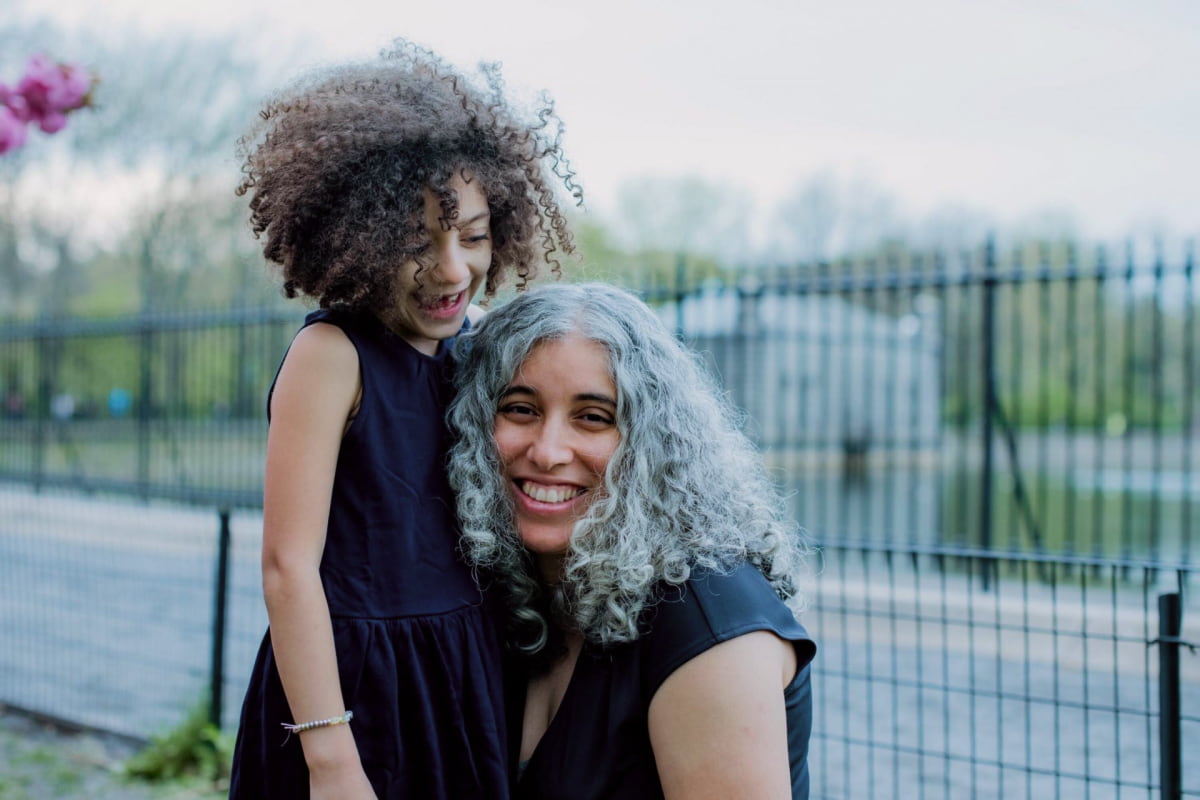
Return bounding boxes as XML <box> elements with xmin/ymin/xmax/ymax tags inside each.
<box><xmin>520</xmin><ymin>629</ymin><xmax>583</xmax><ymax>762</ymax></box>
<box><xmin>536</xmin><ymin>553</ymin><xmax>565</xmax><ymax>586</ymax></box>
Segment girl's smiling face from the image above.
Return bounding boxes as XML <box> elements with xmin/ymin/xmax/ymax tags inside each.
<box><xmin>382</xmin><ymin>172</ymin><xmax>491</xmax><ymax>355</ymax></box>
<box><xmin>493</xmin><ymin>334</ymin><xmax>620</xmax><ymax>582</ymax></box>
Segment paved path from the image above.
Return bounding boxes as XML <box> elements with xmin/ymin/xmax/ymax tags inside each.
<box><xmin>0</xmin><ymin>485</ymin><xmax>266</xmax><ymax>738</ymax></box>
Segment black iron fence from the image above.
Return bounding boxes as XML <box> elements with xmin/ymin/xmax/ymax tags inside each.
<box><xmin>2</xmin><ymin>243</ymin><xmax>1197</xmax><ymax>561</ymax></box>
<box><xmin>811</xmin><ymin>543</ymin><xmax>1197</xmax><ymax>800</ymax></box>
<box><xmin>1</xmin><ymin>241</ymin><xmax>1197</xmax><ymax>797</ymax></box>
<box><xmin>0</xmin><ymin>306</ymin><xmax>301</xmax><ymax>506</ymax></box>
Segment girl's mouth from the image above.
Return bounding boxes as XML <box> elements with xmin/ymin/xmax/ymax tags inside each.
<box><xmin>416</xmin><ymin>290</ymin><xmax>466</xmax><ymax>320</ymax></box>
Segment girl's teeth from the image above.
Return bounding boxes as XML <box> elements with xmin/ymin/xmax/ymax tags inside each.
<box><xmin>422</xmin><ymin>292</ymin><xmax>460</xmax><ymax>310</ymax></box>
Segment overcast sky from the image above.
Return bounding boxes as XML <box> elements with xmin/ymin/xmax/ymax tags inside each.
<box><xmin>13</xmin><ymin>0</ymin><xmax>1200</xmax><ymax>240</ymax></box>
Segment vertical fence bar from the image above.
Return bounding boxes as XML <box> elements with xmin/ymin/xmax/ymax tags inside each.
<box><xmin>1092</xmin><ymin>246</ymin><xmax>1108</xmax><ymax>564</ymax></box>
<box><xmin>210</xmin><ymin>508</ymin><xmax>232</xmax><ymax>728</ymax></box>
<box><xmin>1151</xmin><ymin>245</ymin><xmax>1165</xmax><ymax>561</ymax></box>
<box><xmin>1038</xmin><ymin>244</ymin><xmax>1052</xmax><ymax>556</ymax></box>
<box><xmin>33</xmin><ymin>324</ymin><xmax>49</xmax><ymax>491</ymax></box>
<box><xmin>1120</xmin><ymin>243</ymin><xmax>1136</xmax><ymax>574</ymax></box>
<box><xmin>137</xmin><ymin>315</ymin><xmax>152</xmax><ymax>497</ymax></box>
<box><xmin>1065</xmin><ymin>244</ymin><xmax>1079</xmax><ymax>557</ymax></box>
<box><xmin>673</xmin><ymin>252</ymin><xmax>687</xmax><ymax>337</ymax></box>
<box><xmin>1157</xmin><ymin>591</ymin><xmax>1182</xmax><ymax>800</ymax></box>
<box><xmin>1185</xmin><ymin>241</ymin><xmax>1195</xmax><ymax>565</ymax></box>
<box><xmin>980</xmin><ymin>237</ymin><xmax>997</xmax><ymax>587</ymax></box>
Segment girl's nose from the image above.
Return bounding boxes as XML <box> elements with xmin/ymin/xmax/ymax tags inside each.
<box><xmin>431</xmin><ymin>242</ymin><xmax>471</xmax><ymax>286</ymax></box>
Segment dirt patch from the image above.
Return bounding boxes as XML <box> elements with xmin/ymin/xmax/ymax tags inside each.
<box><xmin>0</xmin><ymin>707</ymin><xmax>225</xmax><ymax>800</ymax></box>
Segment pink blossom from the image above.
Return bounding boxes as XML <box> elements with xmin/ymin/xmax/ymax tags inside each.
<box><xmin>0</xmin><ymin>106</ymin><xmax>27</xmax><ymax>154</ymax></box>
<box><xmin>55</xmin><ymin>63</ymin><xmax>92</xmax><ymax>109</ymax></box>
<box><xmin>0</xmin><ymin>83</ymin><xmax>29</xmax><ymax>122</ymax></box>
<box><xmin>12</xmin><ymin>54</ymin><xmax>93</xmax><ymax>133</ymax></box>
<box><xmin>36</xmin><ymin>109</ymin><xmax>68</xmax><ymax>134</ymax></box>
<box><xmin>0</xmin><ymin>54</ymin><xmax>95</xmax><ymax>155</ymax></box>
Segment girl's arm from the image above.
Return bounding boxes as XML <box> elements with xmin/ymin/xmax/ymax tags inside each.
<box><xmin>647</xmin><ymin>631</ymin><xmax>799</xmax><ymax>800</ymax></box>
<box><xmin>261</xmin><ymin>322</ymin><xmax>376</xmax><ymax>799</ymax></box>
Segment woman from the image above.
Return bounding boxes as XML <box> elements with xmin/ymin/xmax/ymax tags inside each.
<box><xmin>448</xmin><ymin>283</ymin><xmax>816</xmax><ymax>799</ymax></box>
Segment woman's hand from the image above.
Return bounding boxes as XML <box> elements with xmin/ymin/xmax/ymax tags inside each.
<box><xmin>647</xmin><ymin>630</ymin><xmax>798</xmax><ymax>800</ymax></box>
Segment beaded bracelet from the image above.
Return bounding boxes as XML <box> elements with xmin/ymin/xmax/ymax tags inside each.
<box><xmin>281</xmin><ymin>710</ymin><xmax>354</xmax><ymax>735</ymax></box>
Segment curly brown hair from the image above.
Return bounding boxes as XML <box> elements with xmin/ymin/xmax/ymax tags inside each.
<box><xmin>236</xmin><ymin>39</ymin><xmax>582</xmax><ymax>310</ymax></box>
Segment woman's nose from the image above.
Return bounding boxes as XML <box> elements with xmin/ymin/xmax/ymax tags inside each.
<box><xmin>527</xmin><ymin>421</ymin><xmax>572</xmax><ymax>471</ymax></box>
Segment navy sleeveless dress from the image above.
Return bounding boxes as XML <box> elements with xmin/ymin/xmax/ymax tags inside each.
<box><xmin>515</xmin><ymin>562</ymin><xmax>815</xmax><ymax>799</ymax></box>
<box><xmin>229</xmin><ymin>309</ymin><xmax>509</xmax><ymax>800</ymax></box>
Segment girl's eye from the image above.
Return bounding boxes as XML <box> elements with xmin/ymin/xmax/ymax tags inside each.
<box><xmin>462</xmin><ymin>233</ymin><xmax>490</xmax><ymax>246</ymax></box>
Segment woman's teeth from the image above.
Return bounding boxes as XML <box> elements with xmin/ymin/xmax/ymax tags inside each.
<box><xmin>520</xmin><ymin>481</ymin><xmax>584</xmax><ymax>504</ymax></box>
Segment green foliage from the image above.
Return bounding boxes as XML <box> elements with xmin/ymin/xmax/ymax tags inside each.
<box><xmin>123</xmin><ymin>703</ymin><xmax>231</xmax><ymax>784</ymax></box>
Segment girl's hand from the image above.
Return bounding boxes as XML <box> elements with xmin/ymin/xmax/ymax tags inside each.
<box><xmin>310</xmin><ymin>761</ymin><xmax>378</xmax><ymax>800</ymax></box>
<box><xmin>303</xmin><ymin>723</ymin><xmax>377</xmax><ymax>800</ymax></box>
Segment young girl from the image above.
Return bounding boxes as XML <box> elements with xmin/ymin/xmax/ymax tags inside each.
<box><xmin>228</xmin><ymin>41</ymin><xmax>580</xmax><ymax>800</ymax></box>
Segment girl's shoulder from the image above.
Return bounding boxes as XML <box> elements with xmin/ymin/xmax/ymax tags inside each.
<box><xmin>289</xmin><ymin>314</ymin><xmax>358</xmax><ymax>363</ymax></box>
<box><xmin>269</xmin><ymin>317</ymin><xmax>361</xmax><ymax>424</ymax></box>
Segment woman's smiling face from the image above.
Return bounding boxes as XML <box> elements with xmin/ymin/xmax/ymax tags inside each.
<box><xmin>493</xmin><ymin>334</ymin><xmax>620</xmax><ymax>582</ymax></box>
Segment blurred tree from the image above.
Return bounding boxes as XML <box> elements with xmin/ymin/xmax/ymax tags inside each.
<box><xmin>771</xmin><ymin>173</ymin><xmax>904</xmax><ymax>266</ymax></box>
<box><xmin>0</xmin><ymin>13</ymin><xmax>289</xmax><ymax>317</ymax></box>
<box><xmin>772</xmin><ymin>172</ymin><xmax>839</xmax><ymax>263</ymax></box>
<box><xmin>122</xmin><ymin>176</ymin><xmax>276</xmax><ymax>313</ymax></box>
<box><xmin>614</xmin><ymin>174</ymin><xmax>754</xmax><ymax>264</ymax></box>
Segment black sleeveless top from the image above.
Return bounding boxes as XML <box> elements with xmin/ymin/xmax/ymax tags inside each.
<box><xmin>515</xmin><ymin>561</ymin><xmax>815</xmax><ymax>799</ymax></box>
<box><xmin>229</xmin><ymin>309</ymin><xmax>510</xmax><ymax>800</ymax></box>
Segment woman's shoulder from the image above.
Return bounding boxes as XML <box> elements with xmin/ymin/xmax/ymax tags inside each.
<box><xmin>636</xmin><ymin>562</ymin><xmax>814</xmax><ymax>695</ymax></box>
<box><xmin>650</xmin><ymin>562</ymin><xmax>806</xmax><ymax>642</ymax></box>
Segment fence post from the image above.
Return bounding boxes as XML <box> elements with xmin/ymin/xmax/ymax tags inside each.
<box><xmin>210</xmin><ymin>508</ymin><xmax>232</xmax><ymax>729</ymax></box>
<box><xmin>137</xmin><ymin>316</ymin><xmax>152</xmax><ymax>498</ymax></box>
<box><xmin>674</xmin><ymin>252</ymin><xmax>687</xmax><ymax>337</ymax></box>
<box><xmin>1158</xmin><ymin>591</ymin><xmax>1183</xmax><ymax>800</ymax></box>
<box><xmin>33</xmin><ymin>326</ymin><xmax>49</xmax><ymax>492</ymax></box>
<box><xmin>979</xmin><ymin>236</ymin><xmax>997</xmax><ymax>588</ymax></box>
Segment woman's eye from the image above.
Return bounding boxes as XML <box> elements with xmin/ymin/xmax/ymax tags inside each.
<box><xmin>462</xmin><ymin>233</ymin><xmax>490</xmax><ymax>246</ymax></box>
<box><xmin>499</xmin><ymin>403</ymin><xmax>536</xmax><ymax>417</ymax></box>
<box><xmin>579</xmin><ymin>411</ymin><xmax>614</xmax><ymax>426</ymax></box>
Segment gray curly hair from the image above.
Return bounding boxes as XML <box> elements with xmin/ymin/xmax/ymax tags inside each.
<box><xmin>448</xmin><ymin>282</ymin><xmax>809</xmax><ymax>654</ymax></box>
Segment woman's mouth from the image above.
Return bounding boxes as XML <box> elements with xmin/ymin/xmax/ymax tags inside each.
<box><xmin>517</xmin><ymin>480</ymin><xmax>586</xmax><ymax>505</ymax></box>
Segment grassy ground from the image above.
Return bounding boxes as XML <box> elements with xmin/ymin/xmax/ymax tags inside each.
<box><xmin>0</xmin><ymin>708</ymin><xmax>225</xmax><ymax>800</ymax></box>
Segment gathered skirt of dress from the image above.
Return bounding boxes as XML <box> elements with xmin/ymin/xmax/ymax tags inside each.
<box><xmin>229</xmin><ymin>600</ymin><xmax>509</xmax><ymax>800</ymax></box>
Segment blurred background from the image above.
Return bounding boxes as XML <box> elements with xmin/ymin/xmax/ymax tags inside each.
<box><xmin>0</xmin><ymin>1</ymin><xmax>1196</xmax><ymax>798</ymax></box>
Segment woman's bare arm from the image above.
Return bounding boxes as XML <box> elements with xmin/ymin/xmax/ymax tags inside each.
<box><xmin>648</xmin><ymin>630</ymin><xmax>798</xmax><ymax>800</ymax></box>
